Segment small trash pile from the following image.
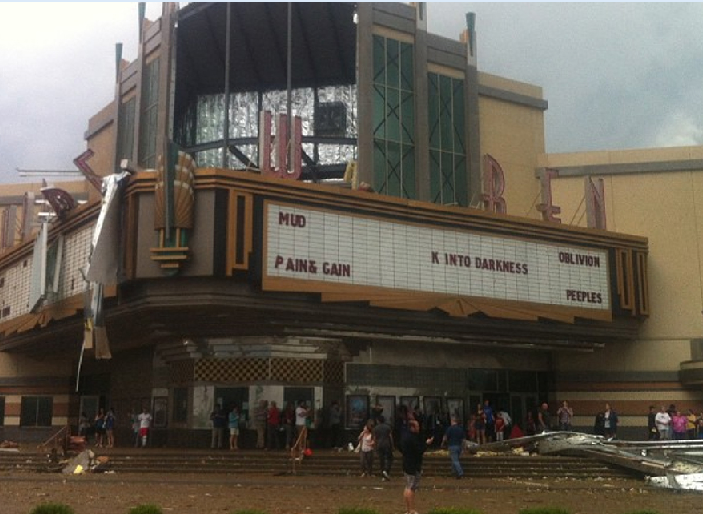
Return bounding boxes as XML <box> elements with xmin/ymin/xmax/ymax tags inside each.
<box><xmin>61</xmin><ymin>450</ymin><xmax>111</xmax><ymax>474</ymax></box>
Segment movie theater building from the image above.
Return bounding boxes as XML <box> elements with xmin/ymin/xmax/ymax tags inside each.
<box><xmin>2</xmin><ymin>2</ymin><xmax>695</xmax><ymax>445</ymax></box>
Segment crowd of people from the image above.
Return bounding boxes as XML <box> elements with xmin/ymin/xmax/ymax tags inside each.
<box><xmin>78</xmin><ymin>407</ymin><xmax>153</xmax><ymax>448</ymax></box>
<box><xmin>648</xmin><ymin>404</ymin><xmax>703</xmax><ymax>440</ymax></box>
<box><xmin>208</xmin><ymin>399</ymin><xmax>322</xmax><ymax>452</ymax></box>
<box><xmin>78</xmin><ymin>397</ymin><xmax>703</xmax><ymax>457</ymax></box>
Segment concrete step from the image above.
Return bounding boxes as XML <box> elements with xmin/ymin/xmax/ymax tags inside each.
<box><xmin>0</xmin><ymin>450</ymin><xmax>633</xmax><ymax>479</ymax></box>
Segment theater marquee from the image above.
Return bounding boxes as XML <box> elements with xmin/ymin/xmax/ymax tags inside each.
<box><xmin>263</xmin><ymin>201</ymin><xmax>611</xmax><ymax>314</ymax></box>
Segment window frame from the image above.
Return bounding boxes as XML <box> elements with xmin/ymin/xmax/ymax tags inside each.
<box><xmin>20</xmin><ymin>396</ymin><xmax>53</xmax><ymax>428</ymax></box>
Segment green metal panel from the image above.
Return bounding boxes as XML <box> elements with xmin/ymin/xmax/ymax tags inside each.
<box><xmin>373</xmin><ymin>35</ymin><xmax>385</xmax><ymax>84</ymax></box>
<box><xmin>452</xmin><ymin>78</ymin><xmax>465</xmax><ymax>154</ymax></box>
<box><xmin>441</xmin><ymin>150</ymin><xmax>454</xmax><ymax>204</ymax></box>
<box><xmin>373</xmin><ymin>85</ymin><xmax>386</xmax><ymax>140</ymax></box>
<box><xmin>386</xmin><ymin>141</ymin><xmax>401</xmax><ymax>197</ymax></box>
<box><xmin>402</xmin><ymin>143</ymin><xmax>416</xmax><ymax>199</ymax></box>
<box><xmin>401</xmin><ymin>91</ymin><xmax>415</xmax><ymax>145</ymax></box>
<box><xmin>372</xmin><ymin>35</ymin><xmax>415</xmax><ymax>199</ymax></box>
<box><xmin>427</xmin><ymin>72</ymin><xmax>467</xmax><ymax>206</ymax></box>
<box><xmin>428</xmin><ymin>73</ymin><xmax>440</xmax><ymax>149</ymax></box>
<box><xmin>430</xmin><ymin>149</ymin><xmax>441</xmax><ymax>203</ymax></box>
<box><xmin>386</xmin><ymin>38</ymin><xmax>400</xmax><ymax>89</ymax></box>
<box><xmin>374</xmin><ymin>141</ymin><xmax>386</xmax><ymax>194</ymax></box>
<box><xmin>386</xmin><ymin>88</ymin><xmax>400</xmax><ymax>142</ymax></box>
<box><xmin>454</xmin><ymin>153</ymin><xmax>468</xmax><ymax>207</ymax></box>
<box><xmin>400</xmin><ymin>42</ymin><xmax>414</xmax><ymax>92</ymax></box>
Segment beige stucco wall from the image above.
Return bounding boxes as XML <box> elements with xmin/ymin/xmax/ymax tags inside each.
<box><xmin>85</xmin><ymin>102</ymin><xmax>116</xmax><ymax>178</ymax></box>
<box><xmin>478</xmin><ymin>74</ymin><xmax>545</xmax><ymax>217</ymax></box>
<box><xmin>543</xmin><ymin>149</ymin><xmax>703</xmax><ymax>375</ymax></box>
<box><xmin>0</xmin><ymin>353</ymin><xmax>73</xmax><ymax>377</ymax></box>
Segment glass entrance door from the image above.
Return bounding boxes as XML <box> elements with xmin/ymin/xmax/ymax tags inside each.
<box><xmin>79</xmin><ymin>396</ymin><xmax>100</xmax><ymax>422</ymax></box>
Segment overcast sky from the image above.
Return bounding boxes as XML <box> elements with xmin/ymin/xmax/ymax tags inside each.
<box><xmin>1</xmin><ymin>2</ymin><xmax>702</xmax><ymax>184</ymax></box>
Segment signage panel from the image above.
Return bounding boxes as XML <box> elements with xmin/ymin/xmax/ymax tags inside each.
<box><xmin>264</xmin><ymin>202</ymin><xmax>610</xmax><ymax>311</ymax></box>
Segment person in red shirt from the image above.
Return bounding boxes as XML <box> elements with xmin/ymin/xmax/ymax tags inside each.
<box><xmin>267</xmin><ymin>401</ymin><xmax>281</xmax><ymax>450</ymax></box>
<box><xmin>495</xmin><ymin>412</ymin><xmax>506</xmax><ymax>441</ymax></box>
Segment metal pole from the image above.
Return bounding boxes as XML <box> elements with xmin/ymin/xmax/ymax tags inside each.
<box><xmin>223</xmin><ymin>2</ymin><xmax>232</xmax><ymax>168</ymax></box>
<box><xmin>286</xmin><ymin>2</ymin><xmax>293</xmax><ymax>173</ymax></box>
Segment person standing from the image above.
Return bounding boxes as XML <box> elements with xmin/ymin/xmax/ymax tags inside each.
<box><xmin>525</xmin><ymin>411</ymin><xmax>537</xmax><ymax>436</ymax></box>
<box><xmin>283</xmin><ymin>402</ymin><xmax>296</xmax><ymax>450</ymax></box>
<box><xmin>228</xmin><ymin>405</ymin><xmax>240</xmax><ymax>451</ymax></box>
<box><xmin>475</xmin><ymin>406</ymin><xmax>486</xmax><ymax>445</ymax></box>
<box><xmin>441</xmin><ymin>416</ymin><xmax>465</xmax><ymax>479</ymax></box>
<box><xmin>78</xmin><ymin>412</ymin><xmax>90</xmax><ymax>438</ymax></box>
<box><xmin>210</xmin><ymin>404</ymin><xmax>226</xmax><ymax>449</ymax></box>
<box><xmin>138</xmin><ymin>407</ymin><xmax>152</xmax><ymax>448</ymax></box>
<box><xmin>266</xmin><ymin>401</ymin><xmax>281</xmax><ymax>450</ymax></box>
<box><xmin>105</xmin><ymin>407</ymin><xmax>116</xmax><ymax>448</ymax></box>
<box><xmin>466</xmin><ymin>414</ymin><xmax>477</xmax><ymax>443</ymax></box>
<box><xmin>400</xmin><ymin>414</ymin><xmax>433</xmax><ymax>514</ymax></box>
<box><xmin>328</xmin><ymin>400</ymin><xmax>343</xmax><ymax>449</ymax></box>
<box><xmin>602</xmin><ymin>403</ymin><xmax>618</xmax><ymax>440</ymax></box>
<box><xmin>295</xmin><ymin>401</ymin><xmax>310</xmax><ymax>441</ymax></box>
<box><xmin>292</xmin><ymin>400</ymin><xmax>311</xmax><ymax>458</ymax></box>
<box><xmin>482</xmin><ymin>399</ymin><xmax>495</xmax><ymax>443</ymax></box>
<box><xmin>94</xmin><ymin>408</ymin><xmax>106</xmax><ymax>448</ymax></box>
<box><xmin>498</xmin><ymin>407</ymin><xmax>512</xmax><ymax>439</ymax></box>
<box><xmin>672</xmin><ymin>410</ymin><xmax>688</xmax><ymax>440</ymax></box>
<box><xmin>253</xmin><ymin>400</ymin><xmax>268</xmax><ymax>449</ymax></box>
<box><xmin>686</xmin><ymin>409</ymin><xmax>698</xmax><ymax>439</ymax></box>
<box><xmin>494</xmin><ymin>412</ymin><xmax>506</xmax><ymax>442</ymax></box>
<box><xmin>647</xmin><ymin>405</ymin><xmax>659</xmax><ymax>440</ymax></box>
<box><xmin>655</xmin><ymin>405</ymin><xmax>671</xmax><ymax>440</ymax></box>
<box><xmin>537</xmin><ymin>403</ymin><xmax>551</xmax><ymax>433</ymax></box>
<box><xmin>557</xmin><ymin>400</ymin><xmax>573</xmax><ymax>431</ymax></box>
<box><xmin>358</xmin><ymin>420</ymin><xmax>375</xmax><ymax>477</ymax></box>
<box><xmin>594</xmin><ymin>410</ymin><xmax>605</xmax><ymax>436</ymax></box>
<box><xmin>667</xmin><ymin>404</ymin><xmax>677</xmax><ymax>439</ymax></box>
<box><xmin>373</xmin><ymin>415</ymin><xmax>394</xmax><ymax>480</ymax></box>
<box><xmin>129</xmin><ymin>409</ymin><xmax>140</xmax><ymax>447</ymax></box>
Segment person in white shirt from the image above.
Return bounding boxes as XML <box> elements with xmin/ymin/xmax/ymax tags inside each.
<box><xmin>138</xmin><ymin>407</ymin><xmax>153</xmax><ymax>448</ymax></box>
<box><xmin>292</xmin><ymin>401</ymin><xmax>311</xmax><ymax>458</ymax></box>
<box><xmin>295</xmin><ymin>401</ymin><xmax>310</xmax><ymax>429</ymax></box>
<box><xmin>654</xmin><ymin>405</ymin><xmax>671</xmax><ymax>440</ymax></box>
<box><xmin>498</xmin><ymin>408</ymin><xmax>513</xmax><ymax>434</ymax></box>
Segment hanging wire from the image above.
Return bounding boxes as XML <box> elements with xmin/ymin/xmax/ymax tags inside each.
<box><xmin>524</xmin><ymin>189</ymin><xmax>541</xmax><ymax>217</ymax></box>
<box><xmin>569</xmin><ymin>194</ymin><xmax>586</xmax><ymax>225</ymax></box>
<box><xmin>575</xmin><ymin>206</ymin><xmax>587</xmax><ymax>227</ymax></box>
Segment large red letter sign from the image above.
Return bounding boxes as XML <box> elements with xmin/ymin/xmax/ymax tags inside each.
<box><xmin>536</xmin><ymin>168</ymin><xmax>561</xmax><ymax>223</ymax></box>
<box><xmin>482</xmin><ymin>155</ymin><xmax>507</xmax><ymax>214</ymax></box>
<box><xmin>585</xmin><ymin>176</ymin><xmax>606</xmax><ymax>229</ymax></box>
<box><xmin>258</xmin><ymin>111</ymin><xmax>302</xmax><ymax>180</ymax></box>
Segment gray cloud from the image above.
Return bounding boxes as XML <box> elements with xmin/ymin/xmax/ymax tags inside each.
<box><xmin>429</xmin><ymin>3</ymin><xmax>703</xmax><ymax>153</ymax></box>
<box><xmin>0</xmin><ymin>2</ymin><xmax>160</xmax><ymax>184</ymax></box>
<box><xmin>1</xmin><ymin>3</ymin><xmax>701</xmax><ymax>184</ymax></box>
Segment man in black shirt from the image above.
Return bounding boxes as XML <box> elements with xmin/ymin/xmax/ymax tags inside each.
<box><xmin>373</xmin><ymin>415</ymin><xmax>394</xmax><ymax>480</ymax></box>
<box><xmin>400</xmin><ymin>414</ymin><xmax>433</xmax><ymax>514</ymax></box>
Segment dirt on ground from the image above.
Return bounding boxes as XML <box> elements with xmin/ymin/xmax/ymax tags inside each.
<box><xmin>0</xmin><ymin>472</ymin><xmax>697</xmax><ymax>514</ymax></box>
